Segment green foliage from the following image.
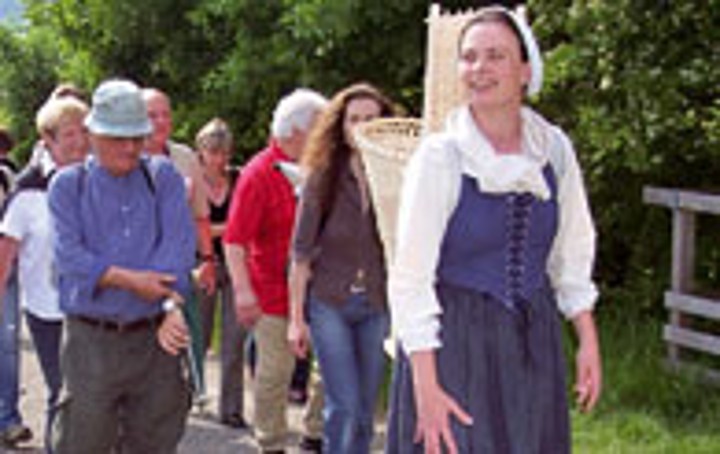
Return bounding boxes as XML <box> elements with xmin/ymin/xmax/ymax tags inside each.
<box><xmin>1</xmin><ymin>0</ymin><xmax>522</xmax><ymax>157</ymax></box>
<box><xmin>20</xmin><ymin>0</ymin><xmax>237</xmax><ymax>144</ymax></box>
<box><xmin>529</xmin><ymin>0</ymin><xmax>720</xmax><ymax>306</ymax></box>
<box><xmin>0</xmin><ymin>0</ymin><xmax>718</xmax><ymax>316</ymax></box>
<box><xmin>0</xmin><ymin>23</ymin><xmax>62</xmax><ymax>161</ymax></box>
<box><xmin>570</xmin><ymin>302</ymin><xmax>720</xmax><ymax>452</ymax></box>
<box><xmin>186</xmin><ymin>0</ymin><xmax>428</xmax><ymax>152</ymax></box>
<box><xmin>2</xmin><ymin>0</ymin><xmax>720</xmax><ymax>448</ymax></box>
<box><xmin>24</xmin><ymin>0</ymin><xmax>206</xmax><ymax>88</ymax></box>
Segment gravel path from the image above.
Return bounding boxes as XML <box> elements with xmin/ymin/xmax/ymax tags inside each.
<box><xmin>6</xmin><ymin>325</ymin><xmax>387</xmax><ymax>453</ymax></box>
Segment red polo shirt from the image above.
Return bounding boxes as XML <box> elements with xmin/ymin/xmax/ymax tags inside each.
<box><xmin>223</xmin><ymin>141</ymin><xmax>296</xmax><ymax>316</ymax></box>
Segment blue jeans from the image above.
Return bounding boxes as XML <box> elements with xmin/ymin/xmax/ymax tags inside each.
<box><xmin>308</xmin><ymin>293</ymin><xmax>389</xmax><ymax>454</ymax></box>
<box><xmin>25</xmin><ymin>311</ymin><xmax>62</xmax><ymax>452</ymax></box>
<box><xmin>0</xmin><ymin>273</ymin><xmax>22</xmax><ymax>431</ymax></box>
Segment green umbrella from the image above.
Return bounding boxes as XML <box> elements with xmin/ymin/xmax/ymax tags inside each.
<box><xmin>181</xmin><ymin>287</ymin><xmax>206</xmax><ymax>400</ymax></box>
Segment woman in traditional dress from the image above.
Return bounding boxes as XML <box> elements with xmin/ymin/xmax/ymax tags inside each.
<box><xmin>386</xmin><ymin>6</ymin><xmax>602</xmax><ymax>453</ymax></box>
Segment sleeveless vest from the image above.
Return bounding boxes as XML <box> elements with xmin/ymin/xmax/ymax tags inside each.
<box><xmin>436</xmin><ymin>165</ymin><xmax>558</xmax><ymax>311</ymax></box>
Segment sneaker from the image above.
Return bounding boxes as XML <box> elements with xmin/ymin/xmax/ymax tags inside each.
<box><xmin>298</xmin><ymin>436</ymin><xmax>323</xmax><ymax>453</ymax></box>
<box><xmin>0</xmin><ymin>423</ymin><xmax>33</xmax><ymax>447</ymax></box>
<box><xmin>193</xmin><ymin>392</ymin><xmax>210</xmax><ymax>408</ymax></box>
<box><xmin>220</xmin><ymin>413</ymin><xmax>250</xmax><ymax>430</ymax></box>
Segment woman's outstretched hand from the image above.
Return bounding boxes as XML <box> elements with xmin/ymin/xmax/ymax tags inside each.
<box><xmin>411</xmin><ymin>351</ymin><xmax>473</xmax><ymax>454</ymax></box>
<box><xmin>573</xmin><ymin>310</ymin><xmax>602</xmax><ymax>412</ymax></box>
<box><xmin>414</xmin><ymin>380</ymin><xmax>473</xmax><ymax>454</ymax></box>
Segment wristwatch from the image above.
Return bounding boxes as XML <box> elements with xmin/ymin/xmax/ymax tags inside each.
<box><xmin>162</xmin><ymin>298</ymin><xmax>182</xmax><ymax>313</ymax></box>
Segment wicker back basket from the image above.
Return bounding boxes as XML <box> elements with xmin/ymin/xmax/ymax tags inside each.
<box><xmin>353</xmin><ymin>118</ymin><xmax>422</xmax><ymax>262</ymax></box>
<box><xmin>422</xmin><ymin>4</ymin><xmax>478</xmax><ymax>134</ymax></box>
<box><xmin>352</xmin><ymin>5</ymin><xmax>495</xmax><ymax>263</ymax></box>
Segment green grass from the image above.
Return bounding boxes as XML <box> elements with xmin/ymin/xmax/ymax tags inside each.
<box><xmin>571</xmin><ymin>301</ymin><xmax>720</xmax><ymax>453</ymax></box>
<box><xmin>208</xmin><ymin>289</ymin><xmax>720</xmax><ymax>452</ymax></box>
<box><xmin>573</xmin><ymin>409</ymin><xmax>720</xmax><ymax>453</ymax></box>
<box><xmin>374</xmin><ymin>296</ymin><xmax>720</xmax><ymax>452</ymax></box>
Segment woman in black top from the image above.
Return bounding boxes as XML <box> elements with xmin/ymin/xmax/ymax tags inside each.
<box><xmin>196</xmin><ymin>118</ymin><xmax>248</xmax><ymax>429</ymax></box>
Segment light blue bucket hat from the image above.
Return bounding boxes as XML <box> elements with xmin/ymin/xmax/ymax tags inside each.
<box><xmin>84</xmin><ymin>79</ymin><xmax>153</xmax><ymax>138</ymax></box>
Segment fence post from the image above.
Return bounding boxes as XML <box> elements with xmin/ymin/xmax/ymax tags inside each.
<box><xmin>669</xmin><ymin>208</ymin><xmax>695</xmax><ymax>364</ymax></box>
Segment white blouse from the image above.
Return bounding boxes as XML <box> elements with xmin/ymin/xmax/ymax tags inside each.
<box><xmin>0</xmin><ymin>155</ymin><xmax>63</xmax><ymax>320</ymax></box>
<box><xmin>389</xmin><ymin>106</ymin><xmax>599</xmax><ymax>354</ymax></box>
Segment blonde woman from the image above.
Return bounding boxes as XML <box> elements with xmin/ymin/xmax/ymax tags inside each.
<box><xmin>196</xmin><ymin>118</ymin><xmax>248</xmax><ymax>429</ymax></box>
<box><xmin>0</xmin><ymin>96</ymin><xmax>88</xmax><ymax>451</ymax></box>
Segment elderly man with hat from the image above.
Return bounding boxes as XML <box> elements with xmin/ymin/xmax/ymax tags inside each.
<box><xmin>48</xmin><ymin>79</ymin><xmax>196</xmax><ymax>453</ymax></box>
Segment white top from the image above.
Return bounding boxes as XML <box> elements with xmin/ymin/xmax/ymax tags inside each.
<box><xmin>389</xmin><ymin>105</ymin><xmax>598</xmax><ymax>354</ymax></box>
<box><xmin>0</xmin><ymin>156</ymin><xmax>63</xmax><ymax>320</ymax></box>
<box><xmin>166</xmin><ymin>140</ymin><xmax>209</xmax><ymax>219</ymax></box>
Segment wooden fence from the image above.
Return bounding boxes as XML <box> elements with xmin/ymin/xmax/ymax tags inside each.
<box><xmin>643</xmin><ymin>186</ymin><xmax>720</xmax><ymax>381</ymax></box>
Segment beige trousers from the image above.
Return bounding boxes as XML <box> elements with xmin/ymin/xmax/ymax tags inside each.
<box><xmin>254</xmin><ymin>315</ymin><xmax>323</xmax><ymax>451</ymax></box>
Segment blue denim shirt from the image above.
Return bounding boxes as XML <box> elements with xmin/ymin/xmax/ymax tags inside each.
<box><xmin>48</xmin><ymin>155</ymin><xmax>196</xmax><ymax>322</ymax></box>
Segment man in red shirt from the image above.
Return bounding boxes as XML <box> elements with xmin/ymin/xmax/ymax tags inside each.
<box><xmin>224</xmin><ymin>88</ymin><xmax>327</xmax><ymax>454</ymax></box>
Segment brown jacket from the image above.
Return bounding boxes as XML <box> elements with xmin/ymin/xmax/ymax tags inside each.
<box><xmin>292</xmin><ymin>160</ymin><xmax>387</xmax><ymax>309</ymax></box>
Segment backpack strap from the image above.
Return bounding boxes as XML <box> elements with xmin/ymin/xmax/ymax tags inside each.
<box><xmin>1</xmin><ymin>164</ymin><xmax>45</xmax><ymax>219</ymax></box>
<box><xmin>73</xmin><ymin>157</ymin><xmax>160</xmax><ymax>247</ymax></box>
<box><xmin>77</xmin><ymin>158</ymin><xmax>156</xmax><ymax>196</ymax></box>
<box><xmin>139</xmin><ymin>158</ymin><xmax>156</xmax><ymax>194</ymax></box>
<box><xmin>0</xmin><ymin>163</ymin><xmax>14</xmax><ymax>198</ymax></box>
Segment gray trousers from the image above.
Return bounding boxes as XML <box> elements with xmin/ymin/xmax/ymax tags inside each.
<box><xmin>198</xmin><ymin>263</ymin><xmax>248</xmax><ymax>419</ymax></box>
<box><xmin>53</xmin><ymin>317</ymin><xmax>191</xmax><ymax>454</ymax></box>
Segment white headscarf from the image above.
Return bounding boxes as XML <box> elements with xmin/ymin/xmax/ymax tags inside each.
<box><xmin>473</xmin><ymin>5</ymin><xmax>544</xmax><ymax>96</ymax></box>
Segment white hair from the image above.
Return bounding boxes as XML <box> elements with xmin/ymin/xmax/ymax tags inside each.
<box><xmin>270</xmin><ymin>88</ymin><xmax>327</xmax><ymax>139</ymax></box>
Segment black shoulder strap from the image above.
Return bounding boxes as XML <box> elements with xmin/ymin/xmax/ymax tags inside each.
<box><xmin>74</xmin><ymin>159</ymin><xmax>159</xmax><ymax>247</ymax></box>
<box><xmin>0</xmin><ymin>158</ymin><xmax>17</xmax><ymax>194</ymax></box>
<box><xmin>139</xmin><ymin>159</ymin><xmax>156</xmax><ymax>194</ymax></box>
<box><xmin>0</xmin><ymin>157</ymin><xmax>18</xmax><ymax>173</ymax></box>
<box><xmin>15</xmin><ymin>164</ymin><xmax>49</xmax><ymax>191</ymax></box>
<box><xmin>1</xmin><ymin>164</ymin><xmax>46</xmax><ymax>219</ymax></box>
<box><xmin>76</xmin><ymin>162</ymin><xmax>87</xmax><ymax>197</ymax></box>
<box><xmin>0</xmin><ymin>168</ymin><xmax>9</xmax><ymax>194</ymax></box>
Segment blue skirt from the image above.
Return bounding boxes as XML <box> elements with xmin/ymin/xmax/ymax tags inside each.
<box><xmin>386</xmin><ymin>283</ymin><xmax>570</xmax><ymax>454</ymax></box>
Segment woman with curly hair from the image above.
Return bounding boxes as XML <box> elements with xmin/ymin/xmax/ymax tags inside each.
<box><xmin>288</xmin><ymin>82</ymin><xmax>396</xmax><ymax>453</ymax></box>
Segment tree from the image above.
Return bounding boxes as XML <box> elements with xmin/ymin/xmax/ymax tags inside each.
<box><xmin>529</xmin><ymin>0</ymin><xmax>720</xmax><ymax>305</ymax></box>
<box><xmin>1</xmin><ymin>0</ymin><xmax>718</xmax><ymax>306</ymax></box>
<box><xmin>0</xmin><ymin>24</ymin><xmax>62</xmax><ymax>160</ymax></box>
<box><xmin>187</xmin><ymin>0</ymin><xmax>427</xmax><ymax>149</ymax></box>
<box><xmin>8</xmin><ymin>0</ymin><xmax>524</xmax><ymax>154</ymax></box>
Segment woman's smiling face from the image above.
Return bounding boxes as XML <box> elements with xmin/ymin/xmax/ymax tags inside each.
<box><xmin>343</xmin><ymin>97</ymin><xmax>383</xmax><ymax>150</ymax></box>
<box><xmin>458</xmin><ymin>20</ymin><xmax>530</xmax><ymax>110</ymax></box>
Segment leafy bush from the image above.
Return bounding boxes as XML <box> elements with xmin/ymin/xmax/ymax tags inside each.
<box><xmin>530</xmin><ymin>0</ymin><xmax>720</xmax><ymax>307</ymax></box>
<box><xmin>1</xmin><ymin>0</ymin><xmax>718</xmax><ymax>313</ymax></box>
